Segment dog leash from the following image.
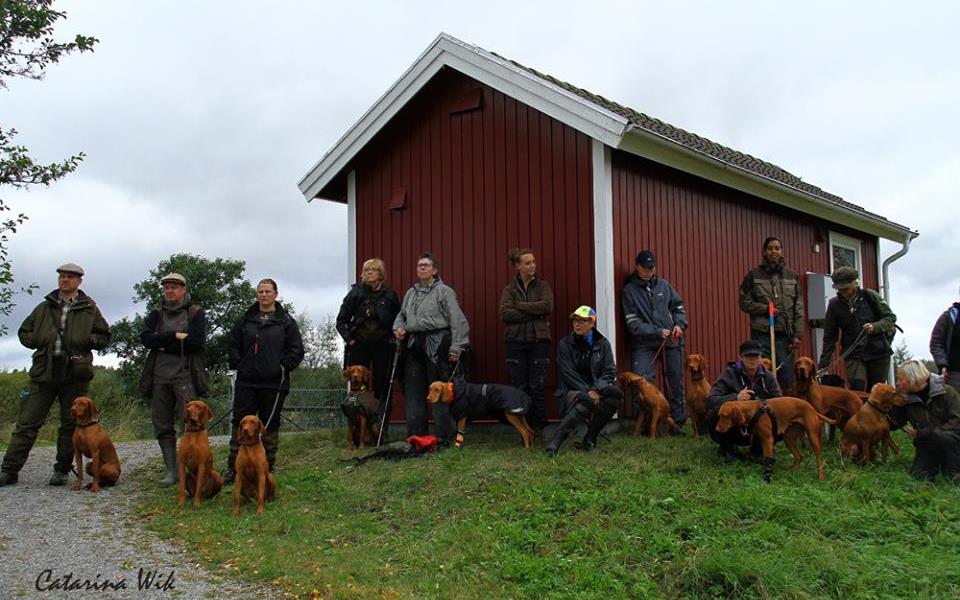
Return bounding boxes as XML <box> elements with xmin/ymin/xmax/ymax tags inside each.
<box><xmin>376</xmin><ymin>342</ymin><xmax>403</xmax><ymax>448</ymax></box>
<box><xmin>261</xmin><ymin>365</ymin><xmax>286</xmax><ymax>438</ymax></box>
<box><xmin>816</xmin><ymin>327</ymin><xmax>869</xmax><ymax>379</ymax></box>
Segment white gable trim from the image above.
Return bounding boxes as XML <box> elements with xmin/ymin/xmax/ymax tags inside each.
<box><xmin>298</xmin><ymin>33</ymin><xmax>629</xmax><ymax>201</ymax></box>
<box><xmin>346</xmin><ymin>170</ymin><xmax>357</xmax><ymax>288</ymax></box>
<box><xmin>592</xmin><ymin>140</ymin><xmax>616</xmax><ymax>353</ymax></box>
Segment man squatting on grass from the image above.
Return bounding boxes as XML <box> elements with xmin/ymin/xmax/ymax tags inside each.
<box><xmin>892</xmin><ymin>359</ymin><xmax>960</xmax><ymax>482</ymax></box>
<box><xmin>705</xmin><ymin>340</ymin><xmax>782</xmax><ymax>467</ymax></box>
<box><xmin>546</xmin><ymin>306</ymin><xmax>623</xmax><ymax>456</ymax></box>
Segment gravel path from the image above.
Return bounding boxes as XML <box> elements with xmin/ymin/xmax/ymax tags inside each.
<box><xmin>0</xmin><ymin>436</ymin><xmax>276</xmax><ymax>599</ymax></box>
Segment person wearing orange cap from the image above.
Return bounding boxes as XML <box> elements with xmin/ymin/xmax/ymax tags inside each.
<box><xmin>546</xmin><ymin>306</ymin><xmax>622</xmax><ymax>456</ymax></box>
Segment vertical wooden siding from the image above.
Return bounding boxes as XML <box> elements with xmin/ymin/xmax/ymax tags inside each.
<box><xmin>611</xmin><ymin>151</ymin><xmax>880</xmax><ymax>381</ymax></box>
<box><xmin>353</xmin><ymin>68</ymin><xmax>594</xmax><ymax>419</ymax></box>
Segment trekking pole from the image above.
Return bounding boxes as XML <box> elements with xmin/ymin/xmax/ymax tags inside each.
<box><xmin>768</xmin><ymin>301</ymin><xmax>778</xmax><ymax>385</ymax></box>
<box><xmin>376</xmin><ymin>342</ymin><xmax>403</xmax><ymax>448</ymax></box>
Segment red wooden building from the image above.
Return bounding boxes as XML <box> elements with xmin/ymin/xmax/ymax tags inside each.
<box><xmin>299</xmin><ymin>34</ymin><xmax>916</xmax><ymax>419</ymax></box>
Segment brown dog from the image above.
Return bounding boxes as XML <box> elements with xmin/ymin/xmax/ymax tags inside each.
<box><xmin>793</xmin><ymin>356</ymin><xmax>863</xmax><ymax>439</ymax></box>
<box><xmin>426</xmin><ymin>381</ymin><xmax>534</xmax><ymax>448</ymax></box>
<box><xmin>341</xmin><ymin>365</ymin><xmax>381</xmax><ymax>450</ymax></box>
<box><xmin>70</xmin><ymin>396</ymin><xmax>121</xmax><ymax>492</ymax></box>
<box><xmin>617</xmin><ymin>372</ymin><xmax>677</xmax><ymax>440</ymax></box>
<box><xmin>177</xmin><ymin>400</ymin><xmax>223</xmax><ymax>508</ymax></box>
<box><xmin>685</xmin><ymin>354</ymin><xmax>710</xmax><ymax>438</ymax></box>
<box><xmin>840</xmin><ymin>383</ymin><xmax>904</xmax><ymax>464</ymax></box>
<box><xmin>232</xmin><ymin>415</ymin><xmax>276</xmax><ymax>516</ymax></box>
<box><xmin>715</xmin><ymin>397</ymin><xmax>838</xmax><ymax>480</ymax></box>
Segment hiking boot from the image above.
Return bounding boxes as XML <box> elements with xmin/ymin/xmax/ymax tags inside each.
<box><xmin>49</xmin><ymin>470</ymin><xmax>69</xmax><ymax>486</ymax></box>
<box><xmin>576</xmin><ymin>439</ymin><xmax>598</xmax><ymax>452</ymax></box>
<box><xmin>545</xmin><ymin>447</ymin><xmax>557</xmax><ymax>458</ymax></box>
<box><xmin>223</xmin><ymin>469</ymin><xmax>236</xmax><ymax>485</ymax></box>
<box><xmin>0</xmin><ymin>471</ymin><xmax>18</xmax><ymax>486</ymax></box>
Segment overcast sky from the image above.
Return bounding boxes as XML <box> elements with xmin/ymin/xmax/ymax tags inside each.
<box><xmin>1</xmin><ymin>0</ymin><xmax>957</xmax><ymax>369</ymax></box>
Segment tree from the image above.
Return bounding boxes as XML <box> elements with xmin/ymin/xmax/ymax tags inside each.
<box><xmin>0</xmin><ymin>1</ymin><xmax>97</xmax><ymax>333</ymax></box>
<box><xmin>105</xmin><ymin>254</ymin><xmax>256</xmax><ymax>393</ymax></box>
<box><xmin>294</xmin><ymin>310</ymin><xmax>343</xmax><ymax>369</ymax></box>
<box><xmin>892</xmin><ymin>340</ymin><xmax>912</xmax><ymax>369</ymax></box>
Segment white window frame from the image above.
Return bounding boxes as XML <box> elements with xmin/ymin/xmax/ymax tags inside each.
<box><xmin>828</xmin><ymin>231</ymin><xmax>863</xmax><ymax>275</ymax></box>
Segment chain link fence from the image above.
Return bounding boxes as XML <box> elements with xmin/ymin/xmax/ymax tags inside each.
<box><xmin>204</xmin><ymin>388</ymin><xmax>346</xmax><ymax>436</ymax></box>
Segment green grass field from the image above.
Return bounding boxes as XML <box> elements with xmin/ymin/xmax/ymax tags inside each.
<box><xmin>136</xmin><ymin>427</ymin><xmax>960</xmax><ymax>599</ymax></box>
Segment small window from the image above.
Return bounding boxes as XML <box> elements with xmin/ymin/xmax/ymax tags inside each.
<box><xmin>828</xmin><ymin>232</ymin><xmax>862</xmax><ymax>275</ymax></box>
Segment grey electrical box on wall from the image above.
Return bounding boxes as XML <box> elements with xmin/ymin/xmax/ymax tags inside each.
<box><xmin>807</xmin><ymin>273</ymin><xmax>832</xmax><ymax>320</ymax></box>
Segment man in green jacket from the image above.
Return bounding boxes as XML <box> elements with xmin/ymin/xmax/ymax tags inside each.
<box><xmin>0</xmin><ymin>264</ymin><xmax>111</xmax><ymax>486</ymax></box>
<box><xmin>739</xmin><ymin>237</ymin><xmax>804</xmax><ymax>388</ymax></box>
<box><xmin>817</xmin><ymin>267</ymin><xmax>897</xmax><ymax>392</ymax></box>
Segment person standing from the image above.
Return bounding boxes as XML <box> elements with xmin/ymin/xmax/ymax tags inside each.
<box><xmin>0</xmin><ymin>264</ymin><xmax>111</xmax><ymax>486</ymax></box>
<box><xmin>224</xmin><ymin>279</ymin><xmax>304</xmax><ymax>483</ymax></box>
<box><xmin>739</xmin><ymin>236</ymin><xmax>804</xmax><ymax>388</ymax></box>
<box><xmin>621</xmin><ymin>250</ymin><xmax>687</xmax><ymax>430</ymax></box>
<box><xmin>929</xmin><ymin>286</ymin><xmax>960</xmax><ymax>391</ymax></box>
<box><xmin>139</xmin><ymin>272</ymin><xmax>208</xmax><ymax>485</ymax></box>
<box><xmin>336</xmin><ymin>258</ymin><xmax>401</xmax><ymax>409</ymax></box>
<box><xmin>816</xmin><ymin>267</ymin><xmax>897</xmax><ymax>392</ymax></box>
<box><xmin>393</xmin><ymin>252</ymin><xmax>470</xmax><ymax>440</ymax></box>
<box><xmin>546</xmin><ymin>306</ymin><xmax>623</xmax><ymax>456</ymax></box>
<box><xmin>499</xmin><ymin>248</ymin><xmax>554</xmax><ymax>433</ymax></box>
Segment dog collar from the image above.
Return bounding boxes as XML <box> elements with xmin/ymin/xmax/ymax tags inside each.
<box><xmin>75</xmin><ymin>419</ymin><xmax>99</xmax><ymax>428</ymax></box>
<box><xmin>185</xmin><ymin>424</ymin><xmax>206</xmax><ymax>432</ymax></box>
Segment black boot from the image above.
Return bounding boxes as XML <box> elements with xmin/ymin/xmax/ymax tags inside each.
<box><xmin>223</xmin><ymin>437</ymin><xmax>239</xmax><ymax>485</ymax></box>
<box><xmin>762</xmin><ymin>457</ymin><xmax>776</xmax><ymax>483</ymax></box>
<box><xmin>580</xmin><ymin>403</ymin><xmax>616</xmax><ymax>451</ymax></box>
<box><xmin>546</xmin><ymin>408</ymin><xmax>583</xmax><ymax>457</ymax></box>
<box><xmin>159</xmin><ymin>438</ymin><xmax>178</xmax><ymax>485</ymax></box>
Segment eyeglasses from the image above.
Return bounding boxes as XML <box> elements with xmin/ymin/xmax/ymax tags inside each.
<box><xmin>416</xmin><ymin>263</ymin><xmax>434</xmax><ymax>269</ymax></box>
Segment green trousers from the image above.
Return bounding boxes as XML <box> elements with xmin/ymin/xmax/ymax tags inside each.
<box><xmin>1</xmin><ymin>375</ymin><xmax>89</xmax><ymax>475</ymax></box>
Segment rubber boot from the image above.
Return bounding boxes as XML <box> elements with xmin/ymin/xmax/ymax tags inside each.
<box><xmin>546</xmin><ymin>408</ymin><xmax>583</xmax><ymax>457</ymax></box>
<box><xmin>263</xmin><ymin>429</ymin><xmax>279</xmax><ymax>472</ymax></box>
<box><xmin>223</xmin><ymin>438</ymin><xmax>238</xmax><ymax>485</ymax></box>
<box><xmin>159</xmin><ymin>438</ymin><xmax>178</xmax><ymax>485</ymax></box>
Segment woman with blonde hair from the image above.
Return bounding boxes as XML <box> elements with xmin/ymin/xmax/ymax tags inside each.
<box><xmin>336</xmin><ymin>258</ymin><xmax>401</xmax><ymax>407</ymax></box>
<box><xmin>893</xmin><ymin>358</ymin><xmax>960</xmax><ymax>481</ymax></box>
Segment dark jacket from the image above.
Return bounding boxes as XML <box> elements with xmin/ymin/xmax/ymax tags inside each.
<box><xmin>739</xmin><ymin>260</ymin><xmax>804</xmax><ymax>337</ymax></box>
<box><xmin>621</xmin><ymin>273</ymin><xmax>687</xmax><ymax>349</ymax></box>
<box><xmin>449</xmin><ymin>382</ymin><xmax>531</xmax><ymax>422</ymax></box>
<box><xmin>228</xmin><ymin>301</ymin><xmax>304</xmax><ymax>391</ymax></box>
<box><xmin>891</xmin><ymin>374</ymin><xmax>960</xmax><ymax>435</ymax></box>
<box><xmin>139</xmin><ymin>302</ymin><xmax>208</xmax><ymax>396</ymax></box>
<box><xmin>707</xmin><ymin>361</ymin><xmax>782</xmax><ymax>412</ymax></box>
<box><xmin>818</xmin><ymin>288</ymin><xmax>897</xmax><ymax>369</ymax></box>
<box><xmin>930</xmin><ymin>304</ymin><xmax>960</xmax><ymax>371</ymax></box>
<box><xmin>499</xmin><ymin>276</ymin><xmax>554</xmax><ymax>343</ymax></box>
<box><xmin>19</xmin><ymin>289</ymin><xmax>111</xmax><ymax>383</ymax></box>
<box><xmin>335</xmin><ymin>282</ymin><xmax>400</xmax><ymax>344</ymax></box>
<box><xmin>140</xmin><ymin>302</ymin><xmax>206</xmax><ymax>354</ymax></box>
<box><xmin>555</xmin><ymin>330</ymin><xmax>617</xmax><ymax>399</ymax></box>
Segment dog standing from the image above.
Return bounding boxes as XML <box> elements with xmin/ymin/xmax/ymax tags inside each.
<box><xmin>793</xmin><ymin>356</ymin><xmax>863</xmax><ymax>439</ymax></box>
<box><xmin>426</xmin><ymin>381</ymin><xmax>534</xmax><ymax>448</ymax></box>
<box><xmin>341</xmin><ymin>365</ymin><xmax>382</xmax><ymax>450</ymax></box>
<box><xmin>70</xmin><ymin>396</ymin><xmax>121</xmax><ymax>493</ymax></box>
<box><xmin>715</xmin><ymin>397</ymin><xmax>837</xmax><ymax>481</ymax></box>
<box><xmin>685</xmin><ymin>354</ymin><xmax>710</xmax><ymax>438</ymax></box>
<box><xmin>840</xmin><ymin>383</ymin><xmax>904</xmax><ymax>464</ymax></box>
<box><xmin>617</xmin><ymin>372</ymin><xmax>677</xmax><ymax>440</ymax></box>
<box><xmin>232</xmin><ymin>415</ymin><xmax>276</xmax><ymax>516</ymax></box>
<box><xmin>178</xmin><ymin>400</ymin><xmax>223</xmax><ymax>508</ymax></box>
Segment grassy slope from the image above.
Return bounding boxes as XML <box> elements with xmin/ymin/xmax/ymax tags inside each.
<box><xmin>137</xmin><ymin>428</ymin><xmax>960</xmax><ymax>600</ymax></box>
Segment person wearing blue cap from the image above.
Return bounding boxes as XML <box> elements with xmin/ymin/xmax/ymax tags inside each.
<box><xmin>621</xmin><ymin>249</ymin><xmax>688</xmax><ymax>431</ymax></box>
<box><xmin>546</xmin><ymin>306</ymin><xmax>623</xmax><ymax>456</ymax></box>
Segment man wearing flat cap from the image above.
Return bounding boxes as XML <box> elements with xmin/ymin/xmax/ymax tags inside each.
<box><xmin>0</xmin><ymin>264</ymin><xmax>111</xmax><ymax>486</ymax></box>
<box><xmin>139</xmin><ymin>272</ymin><xmax>208</xmax><ymax>484</ymax></box>
<box><xmin>817</xmin><ymin>266</ymin><xmax>898</xmax><ymax>392</ymax></box>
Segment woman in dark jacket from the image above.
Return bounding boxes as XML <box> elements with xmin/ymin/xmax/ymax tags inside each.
<box><xmin>223</xmin><ymin>278</ymin><xmax>304</xmax><ymax>483</ymax></box>
<box><xmin>336</xmin><ymin>258</ymin><xmax>401</xmax><ymax>408</ymax></box>
<box><xmin>499</xmin><ymin>248</ymin><xmax>554</xmax><ymax>431</ymax></box>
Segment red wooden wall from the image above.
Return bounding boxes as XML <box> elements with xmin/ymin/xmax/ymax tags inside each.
<box><xmin>352</xmin><ymin>68</ymin><xmax>595</xmax><ymax>419</ymax></box>
<box><xmin>611</xmin><ymin>151</ymin><xmax>880</xmax><ymax>382</ymax></box>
